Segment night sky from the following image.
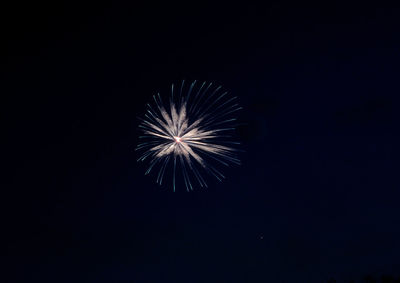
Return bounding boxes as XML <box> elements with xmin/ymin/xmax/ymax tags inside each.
<box><xmin>2</xmin><ymin>2</ymin><xmax>400</xmax><ymax>282</ymax></box>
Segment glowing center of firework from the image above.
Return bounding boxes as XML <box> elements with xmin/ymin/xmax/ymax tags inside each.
<box><xmin>174</xmin><ymin>136</ymin><xmax>182</xmax><ymax>143</ymax></box>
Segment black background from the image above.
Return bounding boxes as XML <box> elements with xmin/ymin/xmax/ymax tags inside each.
<box><xmin>2</xmin><ymin>2</ymin><xmax>400</xmax><ymax>282</ymax></box>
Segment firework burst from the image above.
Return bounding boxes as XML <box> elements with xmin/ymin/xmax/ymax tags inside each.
<box><xmin>136</xmin><ymin>80</ymin><xmax>242</xmax><ymax>191</ymax></box>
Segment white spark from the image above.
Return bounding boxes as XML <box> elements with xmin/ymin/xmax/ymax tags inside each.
<box><xmin>137</xmin><ymin>80</ymin><xmax>242</xmax><ymax>191</ymax></box>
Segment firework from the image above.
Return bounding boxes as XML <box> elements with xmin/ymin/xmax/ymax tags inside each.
<box><xmin>136</xmin><ymin>80</ymin><xmax>242</xmax><ymax>191</ymax></box>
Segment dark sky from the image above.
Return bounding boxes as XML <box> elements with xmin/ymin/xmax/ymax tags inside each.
<box><xmin>2</xmin><ymin>2</ymin><xmax>400</xmax><ymax>282</ymax></box>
